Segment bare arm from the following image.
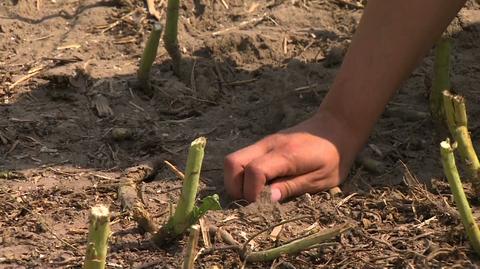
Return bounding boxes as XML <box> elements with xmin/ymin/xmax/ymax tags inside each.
<box><xmin>321</xmin><ymin>0</ymin><xmax>466</xmax><ymax>172</ymax></box>
<box><xmin>224</xmin><ymin>0</ymin><xmax>466</xmax><ymax>202</ymax></box>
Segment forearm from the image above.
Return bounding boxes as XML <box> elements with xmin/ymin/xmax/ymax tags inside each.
<box><xmin>319</xmin><ymin>0</ymin><xmax>465</xmax><ymax>162</ymax></box>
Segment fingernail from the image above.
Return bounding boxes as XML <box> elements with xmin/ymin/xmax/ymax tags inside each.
<box><xmin>271</xmin><ymin>188</ymin><xmax>281</xmax><ymax>202</ymax></box>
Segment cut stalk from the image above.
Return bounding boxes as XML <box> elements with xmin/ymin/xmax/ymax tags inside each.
<box><xmin>137</xmin><ymin>23</ymin><xmax>163</xmax><ymax>95</ymax></box>
<box><xmin>430</xmin><ymin>37</ymin><xmax>452</xmax><ymax>121</ymax></box>
<box><xmin>443</xmin><ymin>91</ymin><xmax>480</xmax><ymax>193</ymax></box>
<box><xmin>164</xmin><ymin>0</ymin><xmax>181</xmax><ymax>76</ymax></box>
<box><xmin>443</xmin><ymin>90</ymin><xmax>457</xmax><ymax>136</ymax></box>
<box><xmin>84</xmin><ymin>205</ymin><xmax>110</xmax><ymax>269</ymax></box>
<box><xmin>170</xmin><ymin>137</ymin><xmax>206</xmax><ymax>233</ymax></box>
<box><xmin>153</xmin><ymin>137</ymin><xmax>207</xmax><ymax>245</ymax></box>
<box><xmin>245</xmin><ymin>223</ymin><xmax>353</xmax><ymax>262</ymax></box>
<box><xmin>183</xmin><ymin>225</ymin><xmax>200</xmax><ymax>269</ymax></box>
<box><xmin>455</xmin><ymin>126</ymin><xmax>480</xmax><ymax>191</ymax></box>
<box><xmin>440</xmin><ymin>140</ymin><xmax>480</xmax><ymax>255</ymax></box>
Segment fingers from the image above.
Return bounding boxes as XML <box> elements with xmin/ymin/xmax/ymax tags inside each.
<box><xmin>270</xmin><ymin>170</ymin><xmax>341</xmax><ymax>202</ymax></box>
<box><xmin>242</xmin><ymin>150</ymin><xmax>300</xmax><ymax>201</ymax></box>
<box><xmin>223</xmin><ymin>138</ymin><xmax>273</xmax><ymax>199</ymax></box>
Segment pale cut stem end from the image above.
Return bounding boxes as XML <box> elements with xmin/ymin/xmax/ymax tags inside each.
<box><xmin>84</xmin><ymin>205</ymin><xmax>110</xmax><ymax>269</ymax></box>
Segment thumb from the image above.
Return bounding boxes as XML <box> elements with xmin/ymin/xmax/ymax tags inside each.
<box><xmin>270</xmin><ymin>171</ymin><xmax>338</xmax><ymax>201</ymax></box>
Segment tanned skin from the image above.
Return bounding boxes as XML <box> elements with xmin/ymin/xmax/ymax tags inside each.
<box><xmin>224</xmin><ymin>0</ymin><xmax>467</xmax><ymax>202</ymax></box>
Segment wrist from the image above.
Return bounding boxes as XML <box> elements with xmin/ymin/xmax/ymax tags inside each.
<box><xmin>310</xmin><ymin>108</ymin><xmax>365</xmax><ymax>177</ymax></box>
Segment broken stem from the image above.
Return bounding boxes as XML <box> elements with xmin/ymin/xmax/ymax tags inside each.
<box><xmin>183</xmin><ymin>225</ymin><xmax>200</xmax><ymax>269</ymax></box>
<box><xmin>430</xmin><ymin>37</ymin><xmax>451</xmax><ymax>121</ymax></box>
<box><xmin>455</xmin><ymin>126</ymin><xmax>480</xmax><ymax>192</ymax></box>
<box><xmin>440</xmin><ymin>140</ymin><xmax>480</xmax><ymax>255</ymax></box>
<box><xmin>245</xmin><ymin>223</ymin><xmax>354</xmax><ymax>262</ymax></box>
<box><xmin>443</xmin><ymin>90</ymin><xmax>457</xmax><ymax>136</ymax></box>
<box><xmin>152</xmin><ymin>137</ymin><xmax>207</xmax><ymax>245</ymax></box>
<box><xmin>443</xmin><ymin>91</ymin><xmax>480</xmax><ymax>192</ymax></box>
<box><xmin>137</xmin><ymin>23</ymin><xmax>163</xmax><ymax>95</ymax></box>
<box><xmin>164</xmin><ymin>0</ymin><xmax>181</xmax><ymax>76</ymax></box>
<box><xmin>84</xmin><ymin>205</ymin><xmax>110</xmax><ymax>269</ymax></box>
<box><xmin>171</xmin><ymin>137</ymin><xmax>206</xmax><ymax>233</ymax></box>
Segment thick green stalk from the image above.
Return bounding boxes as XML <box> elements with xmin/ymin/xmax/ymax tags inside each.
<box><xmin>455</xmin><ymin>127</ymin><xmax>480</xmax><ymax>183</ymax></box>
<box><xmin>440</xmin><ymin>140</ymin><xmax>480</xmax><ymax>255</ymax></box>
<box><xmin>246</xmin><ymin>223</ymin><xmax>353</xmax><ymax>262</ymax></box>
<box><xmin>137</xmin><ymin>23</ymin><xmax>163</xmax><ymax>95</ymax></box>
<box><xmin>164</xmin><ymin>0</ymin><xmax>181</xmax><ymax>76</ymax></box>
<box><xmin>183</xmin><ymin>225</ymin><xmax>200</xmax><ymax>269</ymax></box>
<box><xmin>443</xmin><ymin>91</ymin><xmax>480</xmax><ymax>192</ymax></box>
<box><xmin>430</xmin><ymin>37</ymin><xmax>452</xmax><ymax>121</ymax></box>
<box><xmin>171</xmin><ymin>137</ymin><xmax>206</xmax><ymax>234</ymax></box>
<box><xmin>152</xmin><ymin>137</ymin><xmax>208</xmax><ymax>246</ymax></box>
<box><xmin>84</xmin><ymin>205</ymin><xmax>110</xmax><ymax>269</ymax></box>
<box><xmin>453</xmin><ymin>95</ymin><xmax>468</xmax><ymax>128</ymax></box>
<box><xmin>442</xmin><ymin>90</ymin><xmax>457</xmax><ymax>136</ymax></box>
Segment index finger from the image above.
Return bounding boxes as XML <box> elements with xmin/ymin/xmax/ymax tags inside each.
<box><xmin>223</xmin><ymin>138</ymin><xmax>273</xmax><ymax>199</ymax></box>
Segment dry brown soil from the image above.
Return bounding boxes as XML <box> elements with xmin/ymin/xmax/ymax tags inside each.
<box><xmin>2</xmin><ymin>0</ymin><xmax>480</xmax><ymax>268</ymax></box>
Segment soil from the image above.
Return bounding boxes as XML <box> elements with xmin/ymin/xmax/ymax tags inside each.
<box><xmin>1</xmin><ymin>0</ymin><xmax>480</xmax><ymax>268</ymax></box>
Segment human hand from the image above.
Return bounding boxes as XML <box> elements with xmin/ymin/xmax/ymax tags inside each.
<box><xmin>224</xmin><ymin>112</ymin><xmax>356</xmax><ymax>202</ymax></box>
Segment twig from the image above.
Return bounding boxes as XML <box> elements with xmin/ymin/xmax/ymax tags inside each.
<box><xmin>4</xmin><ymin>140</ymin><xmax>19</xmax><ymax>157</ymax></box>
<box><xmin>8</xmin><ymin>67</ymin><xmax>44</xmax><ymax>90</ymax></box>
<box><xmin>57</xmin><ymin>44</ymin><xmax>81</xmax><ymax>50</ymax></box>
<box><xmin>208</xmin><ymin>225</ymin><xmax>242</xmax><ymax>249</ymax></box>
<box><xmin>129</xmin><ymin>101</ymin><xmax>145</xmax><ymax>112</ymax></box>
<box><xmin>245</xmin><ymin>223</ymin><xmax>354</xmax><ymax>262</ymax></box>
<box><xmin>219</xmin><ymin>0</ymin><xmax>229</xmax><ymax>9</ymax></box>
<box><xmin>164</xmin><ymin>160</ymin><xmax>185</xmax><ymax>178</ymax></box>
<box><xmin>242</xmin><ymin>216</ymin><xmax>312</xmax><ymax>253</ymax></box>
<box><xmin>146</xmin><ymin>0</ymin><xmax>162</xmax><ymax>21</ymax></box>
<box><xmin>199</xmin><ymin>217</ymin><xmax>211</xmax><ymax>248</ymax></box>
<box><xmin>224</xmin><ymin>78</ymin><xmax>258</xmax><ymax>86</ymax></box>
<box><xmin>336</xmin><ymin>193</ymin><xmax>357</xmax><ymax>208</ymax></box>
<box><xmin>183</xmin><ymin>225</ymin><xmax>200</xmax><ymax>269</ymax></box>
<box><xmin>212</xmin><ymin>13</ymin><xmax>267</xmax><ymax>36</ymax></box>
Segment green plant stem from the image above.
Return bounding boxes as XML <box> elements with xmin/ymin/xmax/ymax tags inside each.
<box><xmin>443</xmin><ymin>91</ymin><xmax>480</xmax><ymax>192</ymax></box>
<box><xmin>245</xmin><ymin>223</ymin><xmax>354</xmax><ymax>262</ymax></box>
<box><xmin>153</xmin><ymin>137</ymin><xmax>207</xmax><ymax>246</ymax></box>
<box><xmin>84</xmin><ymin>205</ymin><xmax>110</xmax><ymax>269</ymax></box>
<box><xmin>137</xmin><ymin>23</ymin><xmax>163</xmax><ymax>95</ymax></box>
<box><xmin>183</xmin><ymin>225</ymin><xmax>200</xmax><ymax>269</ymax></box>
<box><xmin>455</xmin><ymin>126</ymin><xmax>480</xmax><ymax>182</ymax></box>
<box><xmin>164</xmin><ymin>0</ymin><xmax>181</xmax><ymax>76</ymax></box>
<box><xmin>443</xmin><ymin>90</ymin><xmax>457</xmax><ymax>136</ymax></box>
<box><xmin>430</xmin><ymin>37</ymin><xmax>452</xmax><ymax>121</ymax></box>
<box><xmin>440</xmin><ymin>140</ymin><xmax>480</xmax><ymax>255</ymax></box>
<box><xmin>171</xmin><ymin>137</ymin><xmax>206</xmax><ymax>234</ymax></box>
<box><xmin>453</xmin><ymin>95</ymin><xmax>468</xmax><ymax>127</ymax></box>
